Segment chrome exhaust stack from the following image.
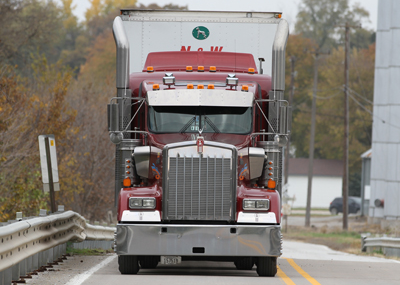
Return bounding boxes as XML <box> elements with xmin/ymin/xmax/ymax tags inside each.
<box><xmin>113</xmin><ymin>16</ymin><xmax>131</xmax><ymax>97</ymax></box>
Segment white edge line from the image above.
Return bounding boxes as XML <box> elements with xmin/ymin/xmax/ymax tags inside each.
<box><xmin>65</xmin><ymin>255</ymin><xmax>117</xmax><ymax>285</ymax></box>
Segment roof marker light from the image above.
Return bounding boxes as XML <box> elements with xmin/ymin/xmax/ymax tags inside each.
<box><xmin>198</xmin><ymin>66</ymin><xmax>204</xmax><ymax>72</ymax></box>
<box><xmin>274</xmin><ymin>13</ymin><xmax>282</xmax><ymax>19</ymax></box>
<box><xmin>197</xmin><ymin>84</ymin><xmax>204</xmax><ymax>89</ymax></box>
<box><xmin>153</xmin><ymin>84</ymin><xmax>160</xmax><ymax>90</ymax></box>
<box><xmin>241</xmin><ymin>85</ymin><xmax>249</xmax><ymax>92</ymax></box>
<box><xmin>147</xmin><ymin>66</ymin><xmax>154</xmax><ymax>73</ymax></box>
<box><xmin>207</xmin><ymin>84</ymin><xmax>214</xmax><ymax>89</ymax></box>
<box><xmin>209</xmin><ymin>66</ymin><xmax>217</xmax><ymax>72</ymax></box>
<box><xmin>248</xmin><ymin>68</ymin><xmax>255</xmax><ymax>74</ymax></box>
<box><xmin>187</xmin><ymin>84</ymin><xmax>194</xmax><ymax>89</ymax></box>
<box><xmin>186</xmin><ymin>66</ymin><xmax>193</xmax><ymax>72</ymax></box>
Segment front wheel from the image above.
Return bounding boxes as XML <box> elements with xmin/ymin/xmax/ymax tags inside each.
<box><xmin>118</xmin><ymin>255</ymin><xmax>140</xmax><ymax>274</ymax></box>
<box><xmin>256</xmin><ymin>257</ymin><xmax>277</xmax><ymax>277</ymax></box>
<box><xmin>140</xmin><ymin>256</ymin><xmax>159</xmax><ymax>269</ymax></box>
<box><xmin>234</xmin><ymin>257</ymin><xmax>254</xmax><ymax>270</ymax></box>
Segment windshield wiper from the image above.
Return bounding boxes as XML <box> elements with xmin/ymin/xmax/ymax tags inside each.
<box><xmin>179</xmin><ymin>116</ymin><xmax>196</xmax><ymax>133</ymax></box>
<box><xmin>204</xmin><ymin>116</ymin><xmax>220</xmax><ymax>133</ymax></box>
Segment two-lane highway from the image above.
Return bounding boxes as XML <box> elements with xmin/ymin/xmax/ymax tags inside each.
<box><xmin>27</xmin><ymin>240</ymin><xmax>400</xmax><ymax>285</ymax></box>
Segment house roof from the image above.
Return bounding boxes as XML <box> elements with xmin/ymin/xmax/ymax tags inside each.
<box><xmin>288</xmin><ymin>158</ymin><xmax>343</xmax><ymax>177</ymax></box>
<box><xmin>361</xmin><ymin>148</ymin><xmax>372</xmax><ymax>158</ymax></box>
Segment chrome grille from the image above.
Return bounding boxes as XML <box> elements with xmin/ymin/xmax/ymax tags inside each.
<box><xmin>166</xmin><ymin>155</ymin><xmax>233</xmax><ymax>221</ymax></box>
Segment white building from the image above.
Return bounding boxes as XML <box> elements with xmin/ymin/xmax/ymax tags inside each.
<box><xmin>287</xmin><ymin>158</ymin><xmax>343</xmax><ymax>208</ymax></box>
<box><xmin>369</xmin><ymin>0</ymin><xmax>400</xmax><ymax>228</ymax></box>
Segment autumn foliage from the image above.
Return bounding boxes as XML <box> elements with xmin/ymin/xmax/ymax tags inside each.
<box><xmin>0</xmin><ymin>0</ymin><xmax>375</xmax><ymax>221</ymax></box>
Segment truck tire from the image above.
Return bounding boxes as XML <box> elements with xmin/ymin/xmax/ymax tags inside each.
<box><xmin>234</xmin><ymin>257</ymin><xmax>254</xmax><ymax>270</ymax></box>
<box><xmin>118</xmin><ymin>255</ymin><xmax>139</xmax><ymax>274</ymax></box>
<box><xmin>256</xmin><ymin>257</ymin><xmax>277</xmax><ymax>277</ymax></box>
<box><xmin>140</xmin><ymin>256</ymin><xmax>159</xmax><ymax>269</ymax></box>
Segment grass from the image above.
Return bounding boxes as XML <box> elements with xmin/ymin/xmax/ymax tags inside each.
<box><xmin>66</xmin><ymin>242</ymin><xmax>112</xmax><ymax>256</ymax></box>
<box><xmin>291</xmin><ymin>207</ymin><xmax>329</xmax><ymax>211</ymax></box>
<box><xmin>283</xmin><ymin>226</ymin><xmax>362</xmax><ymax>252</ymax></box>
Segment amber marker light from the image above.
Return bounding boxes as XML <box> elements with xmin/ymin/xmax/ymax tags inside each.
<box><xmin>186</xmin><ymin>66</ymin><xmax>193</xmax><ymax>72</ymax></box>
<box><xmin>207</xmin><ymin>84</ymin><xmax>215</xmax><ymax>89</ymax></box>
<box><xmin>147</xmin><ymin>66</ymin><xmax>154</xmax><ymax>73</ymax></box>
<box><xmin>241</xmin><ymin>85</ymin><xmax>249</xmax><ymax>92</ymax></box>
<box><xmin>187</xmin><ymin>84</ymin><xmax>194</xmax><ymax>89</ymax></box>
<box><xmin>248</xmin><ymin>68</ymin><xmax>255</xmax><ymax>74</ymax></box>
<box><xmin>198</xmin><ymin>66</ymin><xmax>204</xmax><ymax>72</ymax></box>
<box><xmin>197</xmin><ymin>84</ymin><xmax>204</xmax><ymax>89</ymax></box>
<box><xmin>153</xmin><ymin>84</ymin><xmax>160</xmax><ymax>90</ymax></box>
<box><xmin>267</xmin><ymin>180</ymin><xmax>276</xmax><ymax>189</ymax></box>
<box><xmin>209</xmin><ymin>66</ymin><xmax>217</xmax><ymax>72</ymax></box>
<box><xmin>123</xmin><ymin>177</ymin><xmax>131</xmax><ymax>187</ymax></box>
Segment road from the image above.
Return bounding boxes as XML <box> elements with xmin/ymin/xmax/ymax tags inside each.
<box><xmin>26</xmin><ymin>240</ymin><xmax>400</xmax><ymax>285</ymax></box>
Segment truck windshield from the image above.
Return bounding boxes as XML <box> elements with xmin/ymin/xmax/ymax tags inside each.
<box><xmin>148</xmin><ymin>106</ymin><xmax>252</xmax><ymax>134</ymax></box>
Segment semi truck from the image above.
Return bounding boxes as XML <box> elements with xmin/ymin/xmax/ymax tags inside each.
<box><xmin>108</xmin><ymin>9</ymin><xmax>290</xmax><ymax>277</ymax></box>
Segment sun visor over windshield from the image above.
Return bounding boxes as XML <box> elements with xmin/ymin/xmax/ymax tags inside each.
<box><xmin>147</xmin><ymin>90</ymin><xmax>254</xmax><ymax>107</ymax></box>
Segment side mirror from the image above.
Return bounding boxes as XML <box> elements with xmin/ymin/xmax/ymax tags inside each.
<box><xmin>133</xmin><ymin>146</ymin><xmax>151</xmax><ymax>178</ymax></box>
<box><xmin>248</xmin><ymin>147</ymin><xmax>265</xmax><ymax>179</ymax></box>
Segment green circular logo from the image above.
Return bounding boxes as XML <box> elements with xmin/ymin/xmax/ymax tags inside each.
<box><xmin>192</xmin><ymin>26</ymin><xmax>209</xmax><ymax>40</ymax></box>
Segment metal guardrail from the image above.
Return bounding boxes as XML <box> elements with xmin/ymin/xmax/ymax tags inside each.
<box><xmin>362</xmin><ymin>235</ymin><xmax>400</xmax><ymax>258</ymax></box>
<box><xmin>0</xmin><ymin>210</ymin><xmax>115</xmax><ymax>285</ymax></box>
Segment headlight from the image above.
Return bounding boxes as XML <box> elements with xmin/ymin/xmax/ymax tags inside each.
<box><xmin>129</xmin><ymin>197</ymin><xmax>156</xmax><ymax>209</ymax></box>
<box><xmin>243</xmin><ymin>199</ymin><xmax>270</xmax><ymax>211</ymax></box>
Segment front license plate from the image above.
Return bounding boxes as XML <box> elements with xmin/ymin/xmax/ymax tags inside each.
<box><xmin>160</xmin><ymin>256</ymin><xmax>182</xmax><ymax>265</ymax></box>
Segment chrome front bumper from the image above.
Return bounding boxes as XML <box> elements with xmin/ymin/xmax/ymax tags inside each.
<box><xmin>116</xmin><ymin>224</ymin><xmax>282</xmax><ymax>257</ymax></box>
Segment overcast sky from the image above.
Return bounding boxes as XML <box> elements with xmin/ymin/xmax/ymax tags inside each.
<box><xmin>67</xmin><ymin>0</ymin><xmax>378</xmax><ymax>31</ymax></box>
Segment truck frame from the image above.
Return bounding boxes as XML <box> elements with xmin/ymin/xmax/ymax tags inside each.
<box><xmin>108</xmin><ymin>10</ymin><xmax>290</xmax><ymax>277</ymax></box>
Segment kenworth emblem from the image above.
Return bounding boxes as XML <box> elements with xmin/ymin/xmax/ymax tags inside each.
<box><xmin>192</xmin><ymin>26</ymin><xmax>209</xmax><ymax>40</ymax></box>
<box><xmin>197</xmin><ymin>136</ymin><xmax>204</xmax><ymax>154</ymax></box>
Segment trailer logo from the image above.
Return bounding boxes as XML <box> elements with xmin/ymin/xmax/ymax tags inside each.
<box><xmin>192</xmin><ymin>26</ymin><xmax>209</xmax><ymax>40</ymax></box>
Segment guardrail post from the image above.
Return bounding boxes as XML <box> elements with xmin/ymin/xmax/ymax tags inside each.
<box><xmin>11</xmin><ymin>263</ymin><xmax>20</xmax><ymax>282</ymax></box>
<box><xmin>27</xmin><ymin>255</ymin><xmax>33</xmax><ymax>274</ymax></box>
<box><xmin>0</xmin><ymin>271</ymin><xmax>4</xmax><ymax>285</ymax></box>
<box><xmin>20</xmin><ymin>259</ymin><xmax>26</xmax><ymax>277</ymax></box>
<box><xmin>47</xmin><ymin>248</ymin><xmax>53</xmax><ymax>265</ymax></box>
<box><xmin>33</xmin><ymin>252</ymin><xmax>38</xmax><ymax>270</ymax></box>
<box><xmin>53</xmin><ymin>245</ymin><xmax>58</xmax><ymax>261</ymax></box>
<box><xmin>4</xmin><ymin>267</ymin><xmax>12</xmax><ymax>285</ymax></box>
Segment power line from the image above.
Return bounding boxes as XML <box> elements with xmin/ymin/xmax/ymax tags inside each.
<box><xmin>345</xmin><ymin>85</ymin><xmax>373</xmax><ymax>105</ymax></box>
<box><xmin>348</xmin><ymin>93</ymin><xmax>400</xmax><ymax>131</ymax></box>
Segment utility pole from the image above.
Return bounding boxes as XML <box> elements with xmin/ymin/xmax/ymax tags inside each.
<box><xmin>305</xmin><ymin>50</ymin><xmax>329</xmax><ymax>227</ymax></box>
<box><xmin>284</xmin><ymin>56</ymin><xmax>296</xmax><ymax>186</ymax></box>
<box><xmin>338</xmin><ymin>22</ymin><xmax>360</xmax><ymax>230</ymax></box>
<box><xmin>343</xmin><ymin>23</ymin><xmax>350</xmax><ymax>230</ymax></box>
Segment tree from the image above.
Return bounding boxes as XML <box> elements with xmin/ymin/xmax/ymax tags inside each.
<box><xmin>295</xmin><ymin>0</ymin><xmax>373</xmax><ymax>51</ymax></box>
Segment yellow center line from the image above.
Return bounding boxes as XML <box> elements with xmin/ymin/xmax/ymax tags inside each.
<box><xmin>277</xmin><ymin>266</ymin><xmax>296</xmax><ymax>285</ymax></box>
<box><xmin>285</xmin><ymin>258</ymin><xmax>321</xmax><ymax>285</ymax></box>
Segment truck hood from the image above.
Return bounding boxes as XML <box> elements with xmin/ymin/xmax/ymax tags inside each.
<box><xmin>148</xmin><ymin>133</ymin><xmax>251</xmax><ymax>149</ymax></box>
